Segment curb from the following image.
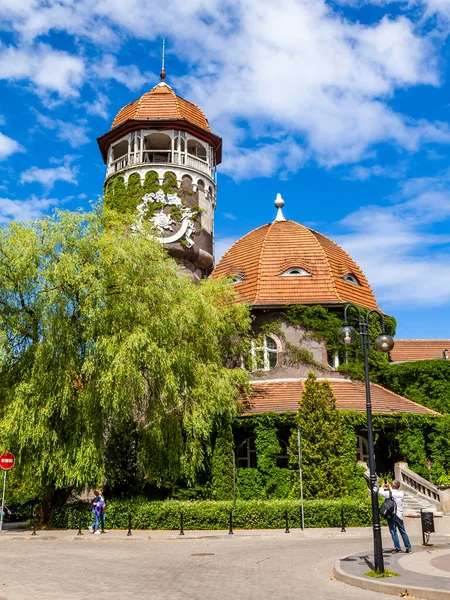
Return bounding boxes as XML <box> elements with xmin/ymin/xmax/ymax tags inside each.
<box><xmin>333</xmin><ymin>559</ymin><xmax>450</xmax><ymax>600</ymax></box>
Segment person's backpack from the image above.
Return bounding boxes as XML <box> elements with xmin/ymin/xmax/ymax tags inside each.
<box><xmin>379</xmin><ymin>490</ymin><xmax>397</xmax><ymax>519</ymax></box>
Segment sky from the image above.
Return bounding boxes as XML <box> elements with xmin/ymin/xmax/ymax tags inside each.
<box><xmin>1</xmin><ymin>0</ymin><xmax>450</xmax><ymax>338</ymax></box>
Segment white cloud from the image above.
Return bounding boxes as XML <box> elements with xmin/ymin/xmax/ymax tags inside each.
<box><xmin>0</xmin><ymin>0</ymin><xmax>449</xmax><ymax>175</ymax></box>
<box><xmin>346</xmin><ymin>162</ymin><xmax>408</xmax><ymax>180</ymax></box>
<box><xmin>0</xmin><ymin>131</ymin><xmax>24</xmax><ymax>160</ymax></box>
<box><xmin>91</xmin><ymin>55</ymin><xmax>148</xmax><ymax>91</ymax></box>
<box><xmin>0</xmin><ymin>195</ymin><xmax>61</xmax><ymax>223</ymax></box>
<box><xmin>34</xmin><ymin>112</ymin><xmax>90</xmax><ymax>147</ymax></box>
<box><xmin>0</xmin><ymin>42</ymin><xmax>85</xmax><ymax>98</ymax></box>
<box><xmin>222</xmin><ymin>212</ymin><xmax>237</xmax><ymax>221</ymax></box>
<box><xmin>84</xmin><ymin>93</ymin><xmax>110</xmax><ymax>120</ymax></box>
<box><xmin>334</xmin><ymin>172</ymin><xmax>450</xmax><ymax>307</ymax></box>
<box><xmin>20</xmin><ymin>164</ymin><xmax>78</xmax><ymax>189</ymax></box>
<box><xmin>214</xmin><ymin>236</ymin><xmax>239</xmax><ymax>261</ymax></box>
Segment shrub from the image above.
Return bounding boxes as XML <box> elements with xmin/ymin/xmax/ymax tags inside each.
<box><xmin>50</xmin><ymin>497</ymin><xmax>372</xmax><ymax>530</ymax></box>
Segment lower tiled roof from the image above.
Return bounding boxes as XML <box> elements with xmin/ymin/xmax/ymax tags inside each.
<box><xmin>245</xmin><ymin>379</ymin><xmax>439</xmax><ymax>416</ymax></box>
<box><xmin>390</xmin><ymin>339</ymin><xmax>450</xmax><ymax>363</ymax></box>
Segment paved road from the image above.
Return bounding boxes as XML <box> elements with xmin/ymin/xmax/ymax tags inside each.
<box><xmin>0</xmin><ymin>531</ymin><xmax>400</xmax><ymax>600</ymax></box>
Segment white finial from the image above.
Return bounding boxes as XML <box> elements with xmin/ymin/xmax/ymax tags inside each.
<box><xmin>274</xmin><ymin>193</ymin><xmax>286</xmax><ymax>222</ymax></box>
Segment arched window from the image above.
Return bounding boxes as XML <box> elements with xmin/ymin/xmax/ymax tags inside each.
<box><xmin>277</xmin><ymin>440</ymin><xmax>289</xmax><ymax>468</ymax></box>
<box><xmin>251</xmin><ymin>336</ymin><xmax>278</xmax><ymax>371</ymax></box>
<box><xmin>280</xmin><ymin>267</ymin><xmax>312</xmax><ymax>277</ymax></box>
<box><xmin>197</xmin><ymin>179</ymin><xmax>205</xmax><ymax>193</ymax></box>
<box><xmin>187</xmin><ymin>139</ymin><xmax>207</xmax><ymax>161</ymax></box>
<box><xmin>143</xmin><ymin>132</ymin><xmax>171</xmax><ymax>164</ymax></box>
<box><xmin>343</xmin><ymin>273</ymin><xmax>361</xmax><ymax>285</ymax></box>
<box><xmin>236</xmin><ymin>437</ymin><xmax>257</xmax><ymax>468</ymax></box>
<box><xmin>181</xmin><ymin>175</ymin><xmax>193</xmax><ymax>191</ymax></box>
<box><xmin>356</xmin><ymin>435</ymin><xmax>369</xmax><ymax>463</ymax></box>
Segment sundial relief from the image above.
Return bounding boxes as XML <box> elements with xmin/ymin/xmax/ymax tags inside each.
<box><xmin>132</xmin><ymin>189</ymin><xmax>196</xmax><ymax>248</ymax></box>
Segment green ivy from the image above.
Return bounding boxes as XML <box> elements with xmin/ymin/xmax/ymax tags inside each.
<box><xmin>211</xmin><ymin>419</ymin><xmax>234</xmax><ymax>500</ymax></box>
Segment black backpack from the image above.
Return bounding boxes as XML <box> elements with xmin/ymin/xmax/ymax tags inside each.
<box><xmin>380</xmin><ymin>490</ymin><xmax>397</xmax><ymax>519</ymax></box>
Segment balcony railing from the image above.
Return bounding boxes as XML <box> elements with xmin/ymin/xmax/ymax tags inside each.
<box><xmin>107</xmin><ymin>151</ymin><xmax>213</xmax><ymax>178</ymax></box>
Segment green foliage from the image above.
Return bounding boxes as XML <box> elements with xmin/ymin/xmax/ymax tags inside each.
<box><xmin>0</xmin><ymin>207</ymin><xmax>252</xmax><ymax>520</ymax></box>
<box><xmin>386</xmin><ymin>360</ymin><xmax>450</xmax><ymax>414</ymax></box>
<box><xmin>290</xmin><ymin>373</ymin><xmax>364</xmax><ymax>499</ymax></box>
<box><xmin>211</xmin><ymin>419</ymin><xmax>234</xmax><ymax>500</ymax></box>
<box><xmin>282</xmin><ymin>304</ymin><xmax>396</xmax><ymax>382</ymax></box>
<box><xmin>143</xmin><ymin>170</ymin><xmax>160</xmax><ymax>194</ymax></box>
<box><xmin>364</xmin><ymin>570</ymin><xmax>399</xmax><ymax>579</ymax></box>
<box><xmin>50</xmin><ymin>497</ymin><xmax>373</xmax><ymax>529</ymax></box>
<box><xmin>236</xmin><ymin>469</ymin><xmax>266</xmax><ymax>500</ymax></box>
<box><xmin>104</xmin><ymin>174</ymin><xmax>135</xmax><ymax>213</ymax></box>
<box><xmin>396</xmin><ymin>427</ymin><xmax>428</xmax><ymax>479</ymax></box>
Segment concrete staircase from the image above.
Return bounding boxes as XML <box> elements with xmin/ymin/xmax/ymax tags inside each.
<box><xmin>402</xmin><ymin>490</ymin><xmax>443</xmax><ymax>517</ymax></box>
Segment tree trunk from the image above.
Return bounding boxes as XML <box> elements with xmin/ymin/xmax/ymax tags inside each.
<box><xmin>35</xmin><ymin>487</ymin><xmax>73</xmax><ymax>524</ymax></box>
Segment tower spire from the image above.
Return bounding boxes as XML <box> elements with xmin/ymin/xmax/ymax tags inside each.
<box><xmin>160</xmin><ymin>39</ymin><xmax>166</xmax><ymax>83</ymax></box>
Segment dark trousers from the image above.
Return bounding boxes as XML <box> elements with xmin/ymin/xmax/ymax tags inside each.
<box><xmin>388</xmin><ymin>516</ymin><xmax>411</xmax><ymax>551</ymax></box>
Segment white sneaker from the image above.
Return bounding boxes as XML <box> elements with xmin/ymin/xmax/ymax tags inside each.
<box><xmin>94</xmin><ymin>530</ymin><xmax>101</xmax><ymax>535</ymax></box>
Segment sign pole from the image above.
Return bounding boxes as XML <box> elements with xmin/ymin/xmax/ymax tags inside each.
<box><xmin>0</xmin><ymin>469</ymin><xmax>7</xmax><ymax>533</ymax></box>
<box><xmin>297</xmin><ymin>428</ymin><xmax>305</xmax><ymax>531</ymax></box>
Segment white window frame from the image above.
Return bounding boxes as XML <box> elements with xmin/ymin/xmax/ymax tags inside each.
<box><xmin>343</xmin><ymin>273</ymin><xmax>361</xmax><ymax>285</ymax></box>
<box><xmin>251</xmin><ymin>335</ymin><xmax>279</xmax><ymax>371</ymax></box>
<box><xmin>280</xmin><ymin>267</ymin><xmax>312</xmax><ymax>277</ymax></box>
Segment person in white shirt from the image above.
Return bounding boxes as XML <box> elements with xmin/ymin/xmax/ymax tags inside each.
<box><xmin>379</xmin><ymin>479</ymin><xmax>411</xmax><ymax>553</ymax></box>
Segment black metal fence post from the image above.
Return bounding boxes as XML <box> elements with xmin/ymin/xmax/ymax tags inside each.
<box><xmin>341</xmin><ymin>507</ymin><xmax>346</xmax><ymax>533</ymax></box>
<box><xmin>77</xmin><ymin>512</ymin><xmax>83</xmax><ymax>536</ymax></box>
<box><xmin>180</xmin><ymin>512</ymin><xmax>185</xmax><ymax>536</ymax></box>
<box><xmin>285</xmin><ymin>511</ymin><xmax>290</xmax><ymax>534</ymax></box>
<box><xmin>31</xmin><ymin>513</ymin><xmax>37</xmax><ymax>536</ymax></box>
<box><xmin>127</xmin><ymin>513</ymin><xmax>132</xmax><ymax>537</ymax></box>
<box><xmin>228</xmin><ymin>511</ymin><xmax>233</xmax><ymax>535</ymax></box>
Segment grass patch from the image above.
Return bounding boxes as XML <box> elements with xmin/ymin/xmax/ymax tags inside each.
<box><xmin>365</xmin><ymin>569</ymin><xmax>400</xmax><ymax>578</ymax></box>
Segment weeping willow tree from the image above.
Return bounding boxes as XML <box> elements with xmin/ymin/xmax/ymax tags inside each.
<box><xmin>0</xmin><ymin>208</ymin><xmax>251</xmax><ymax>522</ymax></box>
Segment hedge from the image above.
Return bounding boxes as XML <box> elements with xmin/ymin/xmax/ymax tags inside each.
<box><xmin>50</xmin><ymin>498</ymin><xmax>372</xmax><ymax>530</ymax></box>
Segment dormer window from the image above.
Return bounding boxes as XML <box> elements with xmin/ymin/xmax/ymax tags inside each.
<box><xmin>280</xmin><ymin>267</ymin><xmax>312</xmax><ymax>277</ymax></box>
<box><xmin>232</xmin><ymin>275</ymin><xmax>244</xmax><ymax>284</ymax></box>
<box><xmin>343</xmin><ymin>273</ymin><xmax>361</xmax><ymax>285</ymax></box>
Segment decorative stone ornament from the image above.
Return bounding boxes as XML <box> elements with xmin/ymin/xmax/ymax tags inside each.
<box><xmin>132</xmin><ymin>190</ymin><xmax>196</xmax><ymax>248</ymax></box>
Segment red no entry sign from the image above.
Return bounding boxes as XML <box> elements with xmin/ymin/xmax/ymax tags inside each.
<box><xmin>0</xmin><ymin>453</ymin><xmax>15</xmax><ymax>471</ymax></box>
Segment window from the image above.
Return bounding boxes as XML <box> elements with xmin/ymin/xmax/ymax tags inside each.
<box><xmin>237</xmin><ymin>437</ymin><xmax>257</xmax><ymax>468</ymax></box>
<box><xmin>277</xmin><ymin>440</ymin><xmax>289</xmax><ymax>468</ymax></box>
<box><xmin>232</xmin><ymin>274</ymin><xmax>244</xmax><ymax>284</ymax></box>
<box><xmin>356</xmin><ymin>435</ymin><xmax>369</xmax><ymax>463</ymax></box>
<box><xmin>251</xmin><ymin>336</ymin><xmax>278</xmax><ymax>371</ymax></box>
<box><xmin>343</xmin><ymin>273</ymin><xmax>361</xmax><ymax>285</ymax></box>
<box><xmin>280</xmin><ymin>267</ymin><xmax>311</xmax><ymax>277</ymax></box>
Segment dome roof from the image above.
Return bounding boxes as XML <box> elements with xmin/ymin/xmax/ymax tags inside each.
<box><xmin>111</xmin><ymin>82</ymin><xmax>211</xmax><ymax>132</ymax></box>
<box><xmin>211</xmin><ymin>219</ymin><xmax>380</xmax><ymax>311</ymax></box>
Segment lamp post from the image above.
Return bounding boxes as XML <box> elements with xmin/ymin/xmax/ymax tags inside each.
<box><xmin>338</xmin><ymin>304</ymin><xmax>394</xmax><ymax>574</ymax></box>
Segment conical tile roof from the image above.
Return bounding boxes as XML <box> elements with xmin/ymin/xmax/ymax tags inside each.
<box><xmin>111</xmin><ymin>82</ymin><xmax>211</xmax><ymax>132</ymax></box>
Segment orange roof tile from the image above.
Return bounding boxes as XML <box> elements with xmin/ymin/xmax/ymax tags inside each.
<box><xmin>244</xmin><ymin>379</ymin><xmax>439</xmax><ymax>416</ymax></box>
<box><xmin>111</xmin><ymin>83</ymin><xmax>211</xmax><ymax>132</ymax></box>
<box><xmin>390</xmin><ymin>340</ymin><xmax>450</xmax><ymax>363</ymax></box>
<box><xmin>212</xmin><ymin>220</ymin><xmax>380</xmax><ymax>311</ymax></box>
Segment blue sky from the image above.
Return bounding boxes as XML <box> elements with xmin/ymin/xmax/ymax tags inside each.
<box><xmin>1</xmin><ymin>0</ymin><xmax>450</xmax><ymax>338</ymax></box>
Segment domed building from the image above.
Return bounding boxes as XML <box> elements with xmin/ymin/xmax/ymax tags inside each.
<box><xmin>97</xmin><ymin>71</ymin><xmax>444</xmax><ymax>507</ymax></box>
<box><xmin>97</xmin><ymin>72</ymin><xmax>222</xmax><ymax>279</ymax></box>
<box><xmin>212</xmin><ymin>195</ymin><xmax>438</xmax><ymax>475</ymax></box>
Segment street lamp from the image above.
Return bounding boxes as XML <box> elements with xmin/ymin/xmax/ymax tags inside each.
<box><xmin>338</xmin><ymin>304</ymin><xmax>394</xmax><ymax>574</ymax></box>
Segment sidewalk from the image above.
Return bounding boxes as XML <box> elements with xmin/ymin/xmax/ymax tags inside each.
<box><xmin>334</xmin><ymin>539</ymin><xmax>450</xmax><ymax>600</ymax></box>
